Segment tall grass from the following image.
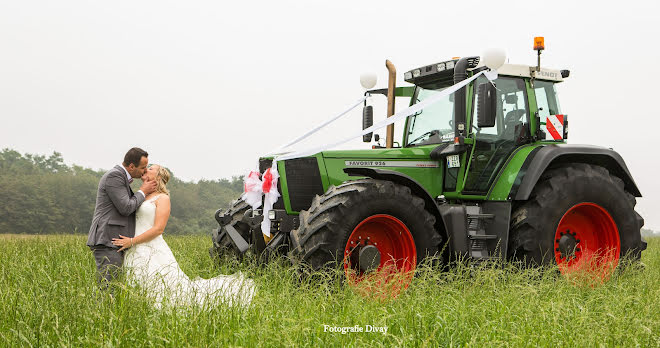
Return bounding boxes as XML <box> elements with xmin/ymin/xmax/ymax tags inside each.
<box><xmin>1</xmin><ymin>234</ymin><xmax>658</xmax><ymax>347</ymax></box>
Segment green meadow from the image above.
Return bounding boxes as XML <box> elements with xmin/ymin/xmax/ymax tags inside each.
<box><xmin>1</xmin><ymin>234</ymin><xmax>658</xmax><ymax>347</ymax></box>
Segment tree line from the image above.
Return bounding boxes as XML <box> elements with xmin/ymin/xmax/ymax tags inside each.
<box><xmin>2</xmin><ymin>148</ymin><xmax>657</xmax><ymax>237</ymax></box>
<box><xmin>0</xmin><ymin>149</ymin><xmax>243</xmax><ymax>235</ymax></box>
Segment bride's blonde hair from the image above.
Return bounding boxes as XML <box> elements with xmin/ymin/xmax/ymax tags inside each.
<box><xmin>152</xmin><ymin>164</ymin><xmax>170</xmax><ymax>195</ymax></box>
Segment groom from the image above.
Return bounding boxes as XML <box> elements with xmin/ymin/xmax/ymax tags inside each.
<box><xmin>87</xmin><ymin>147</ymin><xmax>157</xmax><ymax>291</ymax></box>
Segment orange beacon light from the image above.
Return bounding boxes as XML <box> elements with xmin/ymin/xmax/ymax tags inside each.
<box><xmin>534</xmin><ymin>37</ymin><xmax>545</xmax><ymax>51</ymax></box>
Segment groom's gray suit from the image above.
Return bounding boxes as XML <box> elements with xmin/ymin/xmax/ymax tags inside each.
<box><xmin>87</xmin><ymin>165</ymin><xmax>145</xmax><ymax>289</ymax></box>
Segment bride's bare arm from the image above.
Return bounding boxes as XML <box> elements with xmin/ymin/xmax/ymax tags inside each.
<box><xmin>112</xmin><ymin>195</ymin><xmax>171</xmax><ymax>251</ymax></box>
<box><xmin>134</xmin><ymin>196</ymin><xmax>171</xmax><ymax>244</ymax></box>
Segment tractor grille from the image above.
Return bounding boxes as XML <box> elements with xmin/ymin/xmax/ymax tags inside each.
<box><xmin>283</xmin><ymin>157</ymin><xmax>324</xmax><ymax>211</ymax></box>
<box><xmin>259</xmin><ymin>159</ymin><xmax>274</xmax><ymax>173</ymax></box>
<box><xmin>258</xmin><ymin>157</ymin><xmax>325</xmax><ymax>211</ymax></box>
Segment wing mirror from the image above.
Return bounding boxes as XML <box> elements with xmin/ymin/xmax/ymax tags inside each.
<box><xmin>362</xmin><ymin>105</ymin><xmax>373</xmax><ymax>142</ymax></box>
<box><xmin>360</xmin><ymin>72</ymin><xmax>377</xmax><ymax>142</ymax></box>
<box><xmin>477</xmin><ymin>83</ymin><xmax>497</xmax><ymax>128</ymax></box>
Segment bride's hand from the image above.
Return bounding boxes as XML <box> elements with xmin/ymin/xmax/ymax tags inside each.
<box><xmin>112</xmin><ymin>234</ymin><xmax>134</xmax><ymax>252</ymax></box>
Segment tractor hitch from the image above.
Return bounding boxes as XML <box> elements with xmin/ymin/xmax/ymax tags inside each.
<box><xmin>213</xmin><ymin>208</ymin><xmax>298</xmax><ymax>258</ymax></box>
<box><xmin>224</xmin><ymin>224</ymin><xmax>250</xmax><ymax>254</ymax></box>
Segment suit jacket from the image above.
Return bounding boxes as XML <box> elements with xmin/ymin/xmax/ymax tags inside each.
<box><xmin>87</xmin><ymin>165</ymin><xmax>145</xmax><ymax>248</ymax></box>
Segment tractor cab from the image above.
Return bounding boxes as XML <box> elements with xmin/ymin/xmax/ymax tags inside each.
<box><xmin>384</xmin><ymin>51</ymin><xmax>569</xmax><ymax>196</ymax></box>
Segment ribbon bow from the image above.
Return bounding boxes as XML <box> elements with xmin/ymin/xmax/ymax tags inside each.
<box><xmin>241</xmin><ymin>165</ymin><xmax>280</xmax><ymax>238</ymax></box>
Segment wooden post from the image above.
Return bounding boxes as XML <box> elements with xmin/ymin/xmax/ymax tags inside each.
<box><xmin>385</xmin><ymin>60</ymin><xmax>396</xmax><ymax>148</ymax></box>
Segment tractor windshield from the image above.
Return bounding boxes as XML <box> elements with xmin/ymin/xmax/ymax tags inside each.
<box><xmin>406</xmin><ymin>86</ymin><xmax>455</xmax><ymax>147</ymax></box>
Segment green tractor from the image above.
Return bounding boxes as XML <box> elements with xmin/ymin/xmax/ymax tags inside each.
<box><xmin>211</xmin><ymin>39</ymin><xmax>646</xmax><ymax>286</ymax></box>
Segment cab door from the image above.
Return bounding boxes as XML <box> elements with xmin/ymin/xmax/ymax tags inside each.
<box><xmin>462</xmin><ymin>76</ymin><xmax>531</xmax><ymax>195</ymax></box>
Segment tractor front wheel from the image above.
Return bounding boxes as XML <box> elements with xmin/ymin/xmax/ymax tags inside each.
<box><xmin>290</xmin><ymin>179</ymin><xmax>442</xmax><ymax>297</ymax></box>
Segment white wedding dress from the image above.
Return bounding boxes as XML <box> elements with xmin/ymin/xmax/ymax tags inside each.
<box><xmin>124</xmin><ymin>195</ymin><xmax>256</xmax><ymax>308</ymax></box>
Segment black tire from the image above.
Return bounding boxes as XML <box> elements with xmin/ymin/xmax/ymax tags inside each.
<box><xmin>210</xmin><ymin>198</ymin><xmax>252</xmax><ymax>260</ymax></box>
<box><xmin>509</xmin><ymin>163</ymin><xmax>645</xmax><ymax>269</ymax></box>
<box><xmin>289</xmin><ymin>179</ymin><xmax>442</xmax><ymax>273</ymax></box>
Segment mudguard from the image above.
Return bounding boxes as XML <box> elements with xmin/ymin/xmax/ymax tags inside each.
<box><xmin>511</xmin><ymin>144</ymin><xmax>642</xmax><ymax>200</ymax></box>
<box><xmin>343</xmin><ymin>167</ymin><xmax>448</xmax><ymax>240</ymax></box>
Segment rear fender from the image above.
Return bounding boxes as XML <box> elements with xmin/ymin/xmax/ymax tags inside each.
<box><xmin>512</xmin><ymin>144</ymin><xmax>642</xmax><ymax>200</ymax></box>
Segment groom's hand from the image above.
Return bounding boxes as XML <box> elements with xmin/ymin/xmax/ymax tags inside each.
<box><xmin>140</xmin><ymin>178</ymin><xmax>157</xmax><ymax>195</ymax></box>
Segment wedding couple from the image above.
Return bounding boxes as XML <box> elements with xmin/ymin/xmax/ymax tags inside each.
<box><xmin>86</xmin><ymin>147</ymin><xmax>255</xmax><ymax>308</ymax></box>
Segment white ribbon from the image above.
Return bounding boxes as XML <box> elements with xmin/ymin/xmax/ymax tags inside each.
<box><xmin>267</xmin><ymin>95</ymin><xmax>370</xmax><ymax>156</ymax></box>
<box><xmin>241</xmin><ymin>93</ymin><xmax>369</xmax><ymax>238</ymax></box>
<box><xmin>260</xmin><ymin>167</ymin><xmax>280</xmax><ymax>237</ymax></box>
<box><xmin>275</xmin><ymin>70</ymin><xmax>494</xmax><ymax>161</ymax></box>
<box><xmin>244</xmin><ymin>69</ymin><xmax>497</xmax><ymax>239</ymax></box>
<box><xmin>239</xmin><ymin>167</ymin><xmax>280</xmax><ymax>238</ymax></box>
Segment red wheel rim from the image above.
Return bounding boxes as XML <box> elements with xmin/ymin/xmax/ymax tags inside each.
<box><xmin>554</xmin><ymin>203</ymin><xmax>620</xmax><ymax>280</ymax></box>
<box><xmin>344</xmin><ymin>214</ymin><xmax>416</xmax><ymax>298</ymax></box>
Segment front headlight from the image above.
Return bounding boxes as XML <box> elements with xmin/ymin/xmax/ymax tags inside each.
<box><xmin>268</xmin><ymin>210</ymin><xmax>276</xmax><ymax>220</ymax></box>
<box><xmin>412</xmin><ymin>69</ymin><xmax>421</xmax><ymax>78</ymax></box>
<box><xmin>436</xmin><ymin>62</ymin><xmax>446</xmax><ymax>71</ymax></box>
<box><xmin>445</xmin><ymin>60</ymin><xmax>455</xmax><ymax>69</ymax></box>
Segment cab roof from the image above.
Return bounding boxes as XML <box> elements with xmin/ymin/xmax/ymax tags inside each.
<box><xmin>473</xmin><ymin>63</ymin><xmax>564</xmax><ymax>82</ymax></box>
<box><xmin>404</xmin><ymin>57</ymin><xmax>566</xmax><ymax>87</ymax></box>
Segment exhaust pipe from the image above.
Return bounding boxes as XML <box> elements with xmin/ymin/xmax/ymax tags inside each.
<box><xmin>385</xmin><ymin>60</ymin><xmax>396</xmax><ymax>148</ymax></box>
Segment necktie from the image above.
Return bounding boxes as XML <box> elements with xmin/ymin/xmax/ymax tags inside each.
<box><xmin>129</xmin><ymin>177</ymin><xmax>133</xmax><ymax>184</ymax></box>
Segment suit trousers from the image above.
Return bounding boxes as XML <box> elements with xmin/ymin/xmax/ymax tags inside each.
<box><xmin>91</xmin><ymin>245</ymin><xmax>124</xmax><ymax>292</ymax></box>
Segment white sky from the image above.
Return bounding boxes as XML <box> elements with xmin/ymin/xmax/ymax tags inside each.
<box><xmin>1</xmin><ymin>0</ymin><xmax>659</xmax><ymax>230</ymax></box>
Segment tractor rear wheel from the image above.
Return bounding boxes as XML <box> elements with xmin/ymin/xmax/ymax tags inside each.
<box><xmin>210</xmin><ymin>198</ymin><xmax>253</xmax><ymax>261</ymax></box>
<box><xmin>290</xmin><ymin>179</ymin><xmax>442</xmax><ymax>296</ymax></box>
<box><xmin>509</xmin><ymin>163</ymin><xmax>645</xmax><ymax>279</ymax></box>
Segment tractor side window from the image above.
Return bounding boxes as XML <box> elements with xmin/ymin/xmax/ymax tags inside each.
<box><xmin>500</xmin><ymin>88</ymin><xmax>529</xmax><ymax>140</ymax></box>
<box><xmin>534</xmin><ymin>80</ymin><xmax>561</xmax><ymax>117</ymax></box>
<box><xmin>463</xmin><ymin>77</ymin><xmax>530</xmax><ymax>194</ymax></box>
<box><xmin>534</xmin><ymin>81</ymin><xmax>562</xmax><ymax>136</ymax></box>
<box><xmin>471</xmin><ymin>77</ymin><xmax>529</xmax><ymax>140</ymax></box>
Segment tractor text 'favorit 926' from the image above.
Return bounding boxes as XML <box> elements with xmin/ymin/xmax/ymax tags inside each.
<box><xmin>211</xmin><ymin>37</ymin><xmax>646</xmax><ymax>290</ymax></box>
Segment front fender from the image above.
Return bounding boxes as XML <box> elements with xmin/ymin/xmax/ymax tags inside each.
<box><xmin>343</xmin><ymin>167</ymin><xmax>448</xmax><ymax>242</ymax></box>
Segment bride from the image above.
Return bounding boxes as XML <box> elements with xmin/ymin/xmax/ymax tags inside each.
<box><xmin>112</xmin><ymin>164</ymin><xmax>255</xmax><ymax>308</ymax></box>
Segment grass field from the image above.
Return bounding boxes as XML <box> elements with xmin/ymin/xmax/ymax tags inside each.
<box><xmin>1</xmin><ymin>234</ymin><xmax>658</xmax><ymax>347</ymax></box>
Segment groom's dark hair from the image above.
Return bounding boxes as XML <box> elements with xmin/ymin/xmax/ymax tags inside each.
<box><xmin>123</xmin><ymin>147</ymin><xmax>148</xmax><ymax>167</ymax></box>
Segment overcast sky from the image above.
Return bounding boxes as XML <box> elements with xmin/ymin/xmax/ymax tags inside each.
<box><xmin>1</xmin><ymin>0</ymin><xmax>659</xmax><ymax>230</ymax></box>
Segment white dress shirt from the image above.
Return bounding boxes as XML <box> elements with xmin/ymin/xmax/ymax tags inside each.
<box><xmin>121</xmin><ymin>165</ymin><xmax>145</xmax><ymax>198</ymax></box>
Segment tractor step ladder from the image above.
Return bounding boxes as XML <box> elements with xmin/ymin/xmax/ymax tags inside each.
<box><xmin>466</xmin><ymin>206</ymin><xmax>496</xmax><ymax>259</ymax></box>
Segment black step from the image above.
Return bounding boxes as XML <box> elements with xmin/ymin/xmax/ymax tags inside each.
<box><xmin>468</xmin><ymin>232</ymin><xmax>497</xmax><ymax>240</ymax></box>
<box><xmin>467</xmin><ymin>213</ymin><xmax>495</xmax><ymax>220</ymax></box>
<box><xmin>470</xmin><ymin>257</ymin><xmax>501</xmax><ymax>263</ymax></box>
